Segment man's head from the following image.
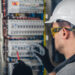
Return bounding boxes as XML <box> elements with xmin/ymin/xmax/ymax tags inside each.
<box><xmin>45</xmin><ymin>0</ymin><xmax>75</xmax><ymax>55</ymax></box>
<box><xmin>51</xmin><ymin>20</ymin><xmax>75</xmax><ymax>54</ymax></box>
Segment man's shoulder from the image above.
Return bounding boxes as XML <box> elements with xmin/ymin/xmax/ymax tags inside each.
<box><xmin>56</xmin><ymin>62</ymin><xmax>75</xmax><ymax>75</ymax></box>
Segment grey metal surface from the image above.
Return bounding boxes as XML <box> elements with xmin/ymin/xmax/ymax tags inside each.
<box><xmin>0</xmin><ymin>0</ymin><xmax>5</xmax><ymax>75</ymax></box>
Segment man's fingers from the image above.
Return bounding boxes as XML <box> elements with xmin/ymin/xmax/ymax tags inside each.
<box><xmin>34</xmin><ymin>52</ymin><xmax>42</xmax><ymax>58</ymax></box>
<box><xmin>18</xmin><ymin>60</ymin><xmax>25</xmax><ymax>65</ymax></box>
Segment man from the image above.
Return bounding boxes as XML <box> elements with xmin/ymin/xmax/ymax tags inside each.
<box><xmin>35</xmin><ymin>0</ymin><xmax>75</xmax><ymax>75</ymax></box>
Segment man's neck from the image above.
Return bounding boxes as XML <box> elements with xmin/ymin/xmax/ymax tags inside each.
<box><xmin>64</xmin><ymin>39</ymin><xmax>75</xmax><ymax>59</ymax></box>
<box><xmin>64</xmin><ymin>53</ymin><xmax>75</xmax><ymax>59</ymax></box>
<box><xmin>64</xmin><ymin>47</ymin><xmax>75</xmax><ymax>59</ymax></box>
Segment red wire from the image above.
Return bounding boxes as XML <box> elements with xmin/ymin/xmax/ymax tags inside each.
<box><xmin>3</xmin><ymin>0</ymin><xmax>6</xmax><ymax>17</ymax></box>
<box><xmin>17</xmin><ymin>51</ymin><xmax>20</xmax><ymax>60</ymax></box>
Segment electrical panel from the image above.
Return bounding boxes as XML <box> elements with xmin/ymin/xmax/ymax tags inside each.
<box><xmin>8</xmin><ymin>63</ymin><xmax>14</xmax><ymax>75</ymax></box>
<box><xmin>8</xmin><ymin>20</ymin><xmax>44</xmax><ymax>35</ymax></box>
<box><xmin>8</xmin><ymin>62</ymin><xmax>43</xmax><ymax>75</ymax></box>
<box><xmin>2</xmin><ymin>0</ymin><xmax>45</xmax><ymax>75</ymax></box>
<box><xmin>7</xmin><ymin>40</ymin><xmax>45</xmax><ymax>75</ymax></box>
<box><xmin>0</xmin><ymin>0</ymin><xmax>4</xmax><ymax>75</ymax></box>
<box><xmin>8</xmin><ymin>0</ymin><xmax>44</xmax><ymax>13</ymax></box>
<box><xmin>8</xmin><ymin>40</ymin><xmax>44</xmax><ymax>58</ymax></box>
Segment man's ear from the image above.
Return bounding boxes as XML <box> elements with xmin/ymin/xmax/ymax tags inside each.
<box><xmin>62</xmin><ymin>28</ymin><xmax>69</xmax><ymax>39</ymax></box>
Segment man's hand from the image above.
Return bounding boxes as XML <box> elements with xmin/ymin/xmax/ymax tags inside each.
<box><xmin>34</xmin><ymin>44</ymin><xmax>54</xmax><ymax>73</ymax></box>
<box><xmin>12</xmin><ymin>60</ymin><xmax>33</xmax><ymax>75</ymax></box>
<box><xmin>49</xmin><ymin>72</ymin><xmax>56</xmax><ymax>75</ymax></box>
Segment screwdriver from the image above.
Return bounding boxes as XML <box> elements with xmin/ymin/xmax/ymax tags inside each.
<box><xmin>17</xmin><ymin>51</ymin><xmax>20</xmax><ymax>60</ymax></box>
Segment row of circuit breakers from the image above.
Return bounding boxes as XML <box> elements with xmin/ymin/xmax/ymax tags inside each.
<box><xmin>8</xmin><ymin>20</ymin><xmax>44</xmax><ymax>35</ymax></box>
<box><xmin>1</xmin><ymin>0</ymin><xmax>45</xmax><ymax>75</ymax></box>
